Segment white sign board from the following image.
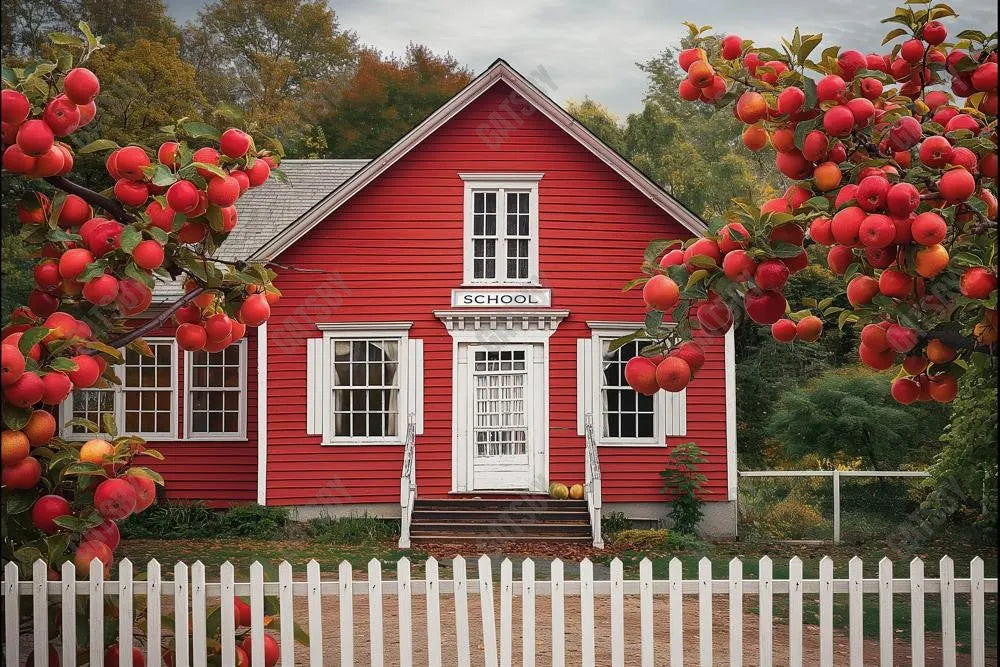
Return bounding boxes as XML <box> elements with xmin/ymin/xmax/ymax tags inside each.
<box><xmin>451</xmin><ymin>288</ymin><xmax>552</xmax><ymax>308</ymax></box>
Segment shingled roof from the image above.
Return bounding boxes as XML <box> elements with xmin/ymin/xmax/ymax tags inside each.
<box><xmin>153</xmin><ymin>159</ymin><xmax>368</xmax><ymax>301</ymax></box>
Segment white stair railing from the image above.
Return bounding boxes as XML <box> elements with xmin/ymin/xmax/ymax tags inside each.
<box><xmin>584</xmin><ymin>413</ymin><xmax>604</xmax><ymax>548</ymax></box>
<box><xmin>398</xmin><ymin>414</ymin><xmax>417</xmax><ymax>548</ymax></box>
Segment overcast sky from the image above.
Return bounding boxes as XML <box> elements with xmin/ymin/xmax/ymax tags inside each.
<box><xmin>164</xmin><ymin>0</ymin><xmax>998</xmax><ymax>117</ymax></box>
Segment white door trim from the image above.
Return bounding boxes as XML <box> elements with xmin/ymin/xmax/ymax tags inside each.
<box><xmin>435</xmin><ymin>309</ymin><xmax>568</xmax><ymax>493</ymax></box>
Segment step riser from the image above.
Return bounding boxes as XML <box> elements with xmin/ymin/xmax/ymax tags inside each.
<box><xmin>414</xmin><ymin>501</ymin><xmax>587</xmax><ymax>511</ymax></box>
<box><xmin>410</xmin><ymin>535</ymin><xmax>593</xmax><ymax>543</ymax></box>
<box><xmin>412</xmin><ymin>525</ymin><xmax>591</xmax><ymax>537</ymax></box>
<box><xmin>412</xmin><ymin>511</ymin><xmax>588</xmax><ymax>523</ymax></box>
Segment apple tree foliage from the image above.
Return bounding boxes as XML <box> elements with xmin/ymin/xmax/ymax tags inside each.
<box><xmin>1</xmin><ymin>23</ymin><xmax>301</xmax><ymax>662</ymax></box>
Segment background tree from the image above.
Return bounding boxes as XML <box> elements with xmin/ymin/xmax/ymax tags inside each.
<box><xmin>767</xmin><ymin>368</ymin><xmax>949</xmax><ymax>469</ymax></box>
<box><xmin>316</xmin><ymin>44</ymin><xmax>473</xmax><ymax>158</ymax></box>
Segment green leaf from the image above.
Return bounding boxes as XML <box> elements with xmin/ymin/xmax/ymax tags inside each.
<box><xmin>955</xmin><ymin>29</ymin><xmax>987</xmax><ymax>43</ymax></box>
<box><xmin>4</xmin><ymin>490</ymin><xmax>37</xmax><ymax>515</ymax></box>
<box><xmin>127</xmin><ymin>466</ymin><xmax>165</xmax><ymax>486</ymax></box>
<box><xmin>179</xmin><ymin>121</ymin><xmax>221</xmax><ymax>140</ymax></box>
<box><xmin>77</xmin><ymin>260</ymin><xmax>109</xmax><ymax>283</ymax></box>
<box><xmin>770</xmin><ymin>242</ymin><xmax>806</xmax><ymax>258</ymax></box>
<box><xmin>120</xmin><ymin>225</ymin><xmax>142</xmax><ymax>254</ymax></box>
<box><xmin>147</xmin><ymin>226</ymin><xmax>168</xmax><ymax>244</ymax></box>
<box><xmin>149</xmin><ymin>164</ymin><xmax>178</xmax><ymax>187</ymax></box>
<box><xmin>622</xmin><ymin>277</ymin><xmax>649</xmax><ymax>292</ymax></box>
<box><xmin>78</xmin><ymin>139</ymin><xmax>119</xmax><ymax>154</ymax></box>
<box><xmin>686</xmin><ymin>269</ymin><xmax>709</xmax><ymax>289</ymax></box>
<box><xmin>18</xmin><ymin>327</ymin><xmax>49</xmax><ymax>355</ymax></box>
<box><xmin>49</xmin><ymin>357</ymin><xmax>80</xmax><ymax>372</ymax></box>
<box><xmin>191</xmin><ymin>161</ymin><xmax>228</xmax><ymax>180</ymax></box>
<box><xmin>48</xmin><ymin>31</ymin><xmax>83</xmax><ymax>46</ymax></box>
<box><xmin>882</xmin><ymin>28</ymin><xmax>909</xmax><ymax>44</ymax></box>
<box><xmin>124</xmin><ymin>262</ymin><xmax>155</xmax><ymax>289</ymax></box>
<box><xmin>804</xmin><ymin>196</ymin><xmax>830</xmax><ymax>211</ymax></box>
<box><xmin>802</xmin><ymin>77</ymin><xmax>817</xmax><ymax>110</ymax></box>
<box><xmin>797</xmin><ymin>34</ymin><xmax>824</xmax><ymax>65</ymax></box>
<box><xmin>80</xmin><ymin>340</ymin><xmax>123</xmax><ymax>361</ymax></box>
<box><xmin>102</xmin><ymin>413</ymin><xmax>118</xmax><ymax>438</ymax></box>
<box><xmin>644</xmin><ymin>240</ymin><xmax>682</xmax><ymax>264</ymax></box>
<box><xmin>62</xmin><ymin>417</ymin><xmax>99</xmax><ymax>433</ymax></box>
<box><xmin>14</xmin><ymin>547</ymin><xmax>43</xmax><ymax>568</ymax></box>
<box><xmin>644</xmin><ymin>310</ymin><xmax>665</xmax><ymax>334</ymax></box>
<box><xmin>62</xmin><ymin>461</ymin><xmax>106</xmax><ymax>476</ymax></box>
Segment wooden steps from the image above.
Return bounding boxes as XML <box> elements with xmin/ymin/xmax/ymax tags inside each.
<box><xmin>409</xmin><ymin>496</ymin><xmax>592</xmax><ymax>543</ymax></box>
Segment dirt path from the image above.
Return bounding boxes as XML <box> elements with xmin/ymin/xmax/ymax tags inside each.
<box><xmin>290</xmin><ymin>594</ymin><xmax>976</xmax><ymax>666</ymax></box>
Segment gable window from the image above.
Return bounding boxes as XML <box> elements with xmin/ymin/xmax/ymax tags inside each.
<box><xmin>306</xmin><ymin>323</ymin><xmax>424</xmax><ymax>445</ymax></box>
<box><xmin>460</xmin><ymin>173</ymin><xmax>542</xmax><ymax>285</ymax></box>
<box><xmin>184</xmin><ymin>340</ymin><xmax>247</xmax><ymax>439</ymax></box>
<box><xmin>577</xmin><ymin>323</ymin><xmax>687</xmax><ymax>446</ymax></box>
<box><xmin>63</xmin><ymin>338</ymin><xmax>178</xmax><ymax>440</ymax></box>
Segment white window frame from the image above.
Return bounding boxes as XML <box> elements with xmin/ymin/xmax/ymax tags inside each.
<box><xmin>584</xmin><ymin>322</ymin><xmax>686</xmax><ymax>447</ymax></box>
<box><xmin>61</xmin><ymin>337</ymin><xmax>178</xmax><ymax>441</ymax></box>
<box><xmin>317</xmin><ymin>323</ymin><xmax>412</xmax><ymax>446</ymax></box>
<box><xmin>183</xmin><ymin>339</ymin><xmax>248</xmax><ymax>441</ymax></box>
<box><xmin>460</xmin><ymin>172</ymin><xmax>543</xmax><ymax>286</ymax></box>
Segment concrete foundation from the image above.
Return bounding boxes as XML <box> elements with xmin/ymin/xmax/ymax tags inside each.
<box><xmin>290</xmin><ymin>503</ymin><xmax>401</xmax><ymax>521</ymax></box>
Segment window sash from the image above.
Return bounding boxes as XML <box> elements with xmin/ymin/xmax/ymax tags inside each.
<box><xmin>468</xmin><ymin>186</ymin><xmax>535</xmax><ymax>284</ymax></box>
<box><xmin>64</xmin><ymin>338</ymin><xmax>178</xmax><ymax>440</ymax></box>
<box><xmin>598</xmin><ymin>337</ymin><xmax>659</xmax><ymax>445</ymax></box>
<box><xmin>184</xmin><ymin>340</ymin><xmax>247</xmax><ymax>439</ymax></box>
<box><xmin>327</xmin><ymin>336</ymin><xmax>403</xmax><ymax>443</ymax></box>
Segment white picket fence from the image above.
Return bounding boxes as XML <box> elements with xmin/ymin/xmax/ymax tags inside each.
<box><xmin>3</xmin><ymin>555</ymin><xmax>997</xmax><ymax>667</ymax></box>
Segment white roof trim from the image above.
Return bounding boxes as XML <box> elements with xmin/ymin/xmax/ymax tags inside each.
<box><xmin>252</xmin><ymin>60</ymin><xmax>706</xmax><ymax>261</ymax></box>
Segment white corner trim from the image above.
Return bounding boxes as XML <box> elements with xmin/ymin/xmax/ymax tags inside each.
<box><xmin>316</xmin><ymin>321</ymin><xmax>413</xmax><ymax>332</ymax></box>
<box><xmin>725</xmin><ymin>328</ymin><xmax>738</xmax><ymax>502</ymax></box>
<box><xmin>257</xmin><ymin>322</ymin><xmax>268</xmax><ymax>506</ymax></box>
<box><xmin>459</xmin><ymin>172</ymin><xmax>545</xmax><ymax>182</ymax></box>
<box><xmin>251</xmin><ymin>60</ymin><xmax>706</xmax><ymax>262</ymax></box>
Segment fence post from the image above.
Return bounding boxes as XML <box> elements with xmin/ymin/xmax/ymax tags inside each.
<box><xmin>580</xmin><ymin>558</ymin><xmax>595</xmax><ymax>667</ymax></box>
<box><xmin>396</xmin><ymin>559</ymin><xmax>411</xmax><ymax>667</ymax></box>
<box><xmin>499</xmin><ymin>559</ymin><xmax>513</xmax><ymax>667</ymax></box>
<box><xmin>550</xmin><ymin>558</ymin><xmax>565</xmax><ymax>667</ymax></box>
<box><xmin>848</xmin><ymin>556</ymin><xmax>863</xmax><ymax>667</ymax></box>
<box><xmin>32</xmin><ymin>560</ymin><xmax>48</xmax><ymax>667</ymax></box>
<box><xmin>192</xmin><ymin>561</ymin><xmax>207</xmax><ymax>667</ymax></box>
<box><xmin>61</xmin><ymin>560</ymin><xmax>77</xmax><ymax>667</ymax></box>
<box><xmin>174</xmin><ymin>562</ymin><xmax>190</xmax><ymax>667</ymax></box>
<box><xmin>819</xmin><ymin>556</ymin><xmax>834</xmax><ymax>666</ymax></box>
<box><xmin>668</xmin><ymin>558</ymin><xmax>683</xmax><ymax>667</ymax></box>
<box><xmin>119</xmin><ymin>558</ymin><xmax>134</xmax><ymax>667</ymax></box>
<box><xmin>281</xmin><ymin>561</ymin><xmax>297</xmax><ymax>667</ymax></box>
<box><xmin>910</xmin><ymin>557</ymin><xmax>925</xmax><ymax>667</ymax></box>
<box><xmin>4</xmin><ymin>562</ymin><xmax>19</xmax><ymax>667</ymax></box>
<box><xmin>339</xmin><ymin>560</ymin><xmax>354</xmax><ymax>667</ymax></box>
<box><xmin>728</xmin><ymin>558</ymin><xmax>742</xmax><ymax>667</ymax></box>
<box><xmin>307</xmin><ymin>560</ymin><xmax>324</xmax><ymax>667</ymax></box>
<box><xmin>453</xmin><ymin>556</ymin><xmax>470</xmax><ymax>667</ymax></box>
<box><xmin>940</xmin><ymin>556</ymin><xmax>956</xmax><ymax>666</ymax></box>
<box><xmin>833</xmin><ymin>470</ymin><xmax>841</xmax><ymax>544</ymax></box>
<box><xmin>478</xmin><ymin>555</ymin><xmax>498</xmax><ymax>667</ymax></box>
<box><xmin>610</xmin><ymin>558</ymin><xmax>624</xmax><ymax>667</ymax></box>
<box><xmin>879</xmin><ymin>558</ymin><xmax>894</xmax><ymax>667</ymax></box>
<box><xmin>758</xmin><ymin>556</ymin><xmax>773</xmax><ymax>667</ymax></box>
<box><xmin>425</xmin><ymin>557</ymin><xmax>441</xmax><ymax>667</ymax></box>
<box><xmin>220</xmin><ymin>562</ymin><xmax>236</xmax><ymax>667</ymax></box>
<box><xmin>522</xmin><ymin>558</ymin><xmax>536</xmax><ymax>667</ymax></box>
<box><xmin>698</xmin><ymin>558</ymin><xmax>712</xmax><ymax>667</ymax></box>
<box><xmin>970</xmin><ymin>557</ymin><xmax>985</xmax><ymax>667</ymax></box>
<box><xmin>147</xmin><ymin>560</ymin><xmax>162</xmax><ymax>667</ymax></box>
<box><xmin>787</xmin><ymin>556</ymin><xmax>803</xmax><ymax>667</ymax></box>
<box><xmin>90</xmin><ymin>559</ymin><xmax>105</xmax><ymax>667</ymax></box>
<box><xmin>641</xmin><ymin>558</ymin><xmax>654</xmax><ymax>667</ymax></box>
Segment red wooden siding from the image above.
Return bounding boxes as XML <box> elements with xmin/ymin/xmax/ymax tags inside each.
<box><xmin>264</xmin><ymin>80</ymin><xmax>728</xmax><ymax>506</ymax></box>
<box><xmin>138</xmin><ymin>325</ymin><xmax>258</xmax><ymax>507</ymax></box>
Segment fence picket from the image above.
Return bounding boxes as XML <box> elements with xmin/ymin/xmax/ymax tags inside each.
<box><xmin>819</xmin><ymin>556</ymin><xmax>833</xmax><ymax>666</ymax></box>
<box><xmin>192</xmin><ymin>561</ymin><xmax>207</xmax><ymax>667</ymax></box>
<box><xmin>640</xmin><ymin>558</ymin><xmax>654</xmax><ymax>667</ymax></box>
<box><xmin>249</xmin><ymin>561</ymin><xmax>265</xmax><ymax>667</ymax></box>
<box><xmin>4</xmin><ymin>562</ymin><xmax>19</xmax><ymax>667</ymax></box>
<box><xmin>522</xmin><ymin>559</ymin><xmax>536</xmax><ymax>667</ymax></box>
<box><xmin>879</xmin><ymin>558</ymin><xmax>893</xmax><ymax>667</ymax></box>
<box><xmin>479</xmin><ymin>555</ymin><xmax>499</xmax><ymax>667</ymax></box>
<box><xmin>60</xmin><ymin>561</ymin><xmax>76</xmax><ymax>667</ymax></box>
<box><xmin>32</xmin><ymin>560</ymin><xmax>48</xmax><ymax>667</ymax></box>
<box><xmin>758</xmin><ymin>556</ymin><xmax>772</xmax><ymax>667</ymax></box>
<box><xmin>425</xmin><ymin>557</ymin><xmax>441</xmax><ymax>667</ymax></box>
<box><xmin>698</xmin><ymin>558</ymin><xmax>711</xmax><ymax>667</ymax></box>
<box><xmin>940</xmin><ymin>556</ymin><xmax>956</xmax><ymax>667</ymax></box>
<box><xmin>307</xmin><ymin>560</ymin><xmax>324</xmax><ymax>667</ymax></box>
<box><xmin>147</xmin><ymin>560</ymin><xmax>162</xmax><ymax>667</ymax></box>
<box><xmin>280</xmin><ymin>561</ymin><xmax>297</xmax><ymax>667</ymax></box>
<box><xmin>910</xmin><ymin>557</ymin><xmax>925</xmax><ymax>667</ymax></box>
<box><xmin>610</xmin><ymin>558</ymin><xmax>624</xmax><ymax>667</ymax></box>
<box><xmin>668</xmin><ymin>558</ymin><xmax>683</xmax><ymax>667</ymax></box>
<box><xmin>173</xmin><ymin>562</ymin><xmax>189</xmax><ymax>667</ymax></box>
<box><xmin>396</xmin><ymin>558</ymin><xmax>411</xmax><ymax>667</ymax></box>
<box><xmin>848</xmin><ymin>556</ymin><xmax>863</xmax><ymax>667</ymax></box>
<box><xmin>339</xmin><ymin>560</ymin><xmax>354</xmax><ymax>667</ymax></box>
<box><xmin>453</xmin><ymin>556</ymin><xmax>470</xmax><ymax>667</ymax></box>
<box><xmin>728</xmin><ymin>558</ymin><xmax>742</xmax><ymax>667</ymax></box>
<box><xmin>551</xmin><ymin>559</ymin><xmax>565</xmax><ymax>667</ymax></box>
<box><xmin>90</xmin><ymin>559</ymin><xmax>105</xmax><ymax>667</ymax></box>
<box><xmin>580</xmin><ymin>558</ymin><xmax>595</xmax><ymax>667</ymax></box>
<box><xmin>500</xmin><ymin>559</ymin><xmax>513</xmax><ymax>667</ymax></box>
<box><xmin>970</xmin><ymin>557</ymin><xmax>985</xmax><ymax>667</ymax></box>
<box><xmin>119</xmin><ymin>559</ymin><xmax>134</xmax><ymax>667</ymax></box>
<box><xmin>220</xmin><ymin>562</ymin><xmax>236</xmax><ymax>667</ymax></box>
<box><xmin>787</xmin><ymin>557</ymin><xmax>803</xmax><ymax>667</ymax></box>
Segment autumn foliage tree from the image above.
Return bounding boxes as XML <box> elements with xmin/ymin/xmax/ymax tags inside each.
<box><xmin>2</xmin><ymin>23</ymin><xmax>288</xmax><ymax>663</ymax></box>
<box><xmin>623</xmin><ymin>2</ymin><xmax>997</xmax><ymax>417</ymax></box>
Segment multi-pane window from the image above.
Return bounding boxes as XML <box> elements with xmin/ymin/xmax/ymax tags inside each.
<box><xmin>64</xmin><ymin>339</ymin><xmax>177</xmax><ymax>439</ymax></box>
<box><xmin>600</xmin><ymin>338</ymin><xmax>656</xmax><ymax>441</ymax></box>
<box><xmin>472</xmin><ymin>349</ymin><xmax>528</xmax><ymax>457</ymax></box>
<box><xmin>461</xmin><ymin>174</ymin><xmax>541</xmax><ymax>285</ymax></box>
<box><xmin>331</xmin><ymin>338</ymin><xmax>400</xmax><ymax>439</ymax></box>
<box><xmin>186</xmin><ymin>341</ymin><xmax>246</xmax><ymax>438</ymax></box>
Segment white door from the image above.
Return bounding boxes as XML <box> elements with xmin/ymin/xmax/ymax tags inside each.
<box><xmin>467</xmin><ymin>345</ymin><xmax>535</xmax><ymax>490</ymax></box>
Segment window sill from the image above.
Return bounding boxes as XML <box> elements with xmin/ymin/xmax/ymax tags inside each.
<box><xmin>321</xmin><ymin>440</ymin><xmax>405</xmax><ymax>447</ymax></box>
<box><xmin>460</xmin><ymin>282</ymin><xmax>542</xmax><ymax>289</ymax></box>
<box><xmin>596</xmin><ymin>441</ymin><xmax>667</xmax><ymax>448</ymax></box>
<box><xmin>183</xmin><ymin>435</ymin><xmax>249</xmax><ymax>442</ymax></box>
